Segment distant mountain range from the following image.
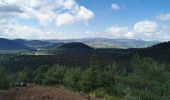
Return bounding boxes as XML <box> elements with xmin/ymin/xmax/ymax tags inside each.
<box><xmin>46</xmin><ymin>38</ymin><xmax>158</xmax><ymax>49</ymax></box>
<box><xmin>0</xmin><ymin>38</ymin><xmax>159</xmax><ymax>51</ymax></box>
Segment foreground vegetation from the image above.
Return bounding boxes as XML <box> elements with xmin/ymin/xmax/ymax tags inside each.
<box><xmin>0</xmin><ymin>54</ymin><xmax>170</xmax><ymax>100</ymax></box>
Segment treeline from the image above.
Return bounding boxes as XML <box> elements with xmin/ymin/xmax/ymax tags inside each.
<box><xmin>0</xmin><ymin>54</ymin><xmax>170</xmax><ymax>100</ymax></box>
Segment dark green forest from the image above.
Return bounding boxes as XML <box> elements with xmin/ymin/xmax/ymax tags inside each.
<box><xmin>0</xmin><ymin>54</ymin><xmax>170</xmax><ymax>99</ymax></box>
<box><xmin>0</xmin><ymin>41</ymin><xmax>170</xmax><ymax>100</ymax></box>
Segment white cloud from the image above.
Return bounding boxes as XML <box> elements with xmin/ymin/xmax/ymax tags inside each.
<box><xmin>0</xmin><ymin>20</ymin><xmax>63</xmax><ymax>39</ymax></box>
<box><xmin>62</xmin><ymin>0</ymin><xmax>76</xmax><ymax>9</ymax></box>
<box><xmin>133</xmin><ymin>20</ymin><xmax>170</xmax><ymax>40</ymax></box>
<box><xmin>106</xmin><ymin>26</ymin><xmax>134</xmax><ymax>38</ymax></box>
<box><xmin>111</xmin><ymin>3</ymin><xmax>120</xmax><ymax>11</ymax></box>
<box><xmin>0</xmin><ymin>0</ymin><xmax>94</xmax><ymax>39</ymax></box>
<box><xmin>56</xmin><ymin>6</ymin><xmax>94</xmax><ymax>26</ymax></box>
<box><xmin>106</xmin><ymin>26</ymin><xmax>128</xmax><ymax>35</ymax></box>
<box><xmin>0</xmin><ymin>4</ymin><xmax>23</xmax><ymax>13</ymax></box>
<box><xmin>0</xmin><ymin>19</ymin><xmax>96</xmax><ymax>39</ymax></box>
<box><xmin>134</xmin><ymin>20</ymin><xmax>159</xmax><ymax>33</ymax></box>
<box><xmin>0</xmin><ymin>2</ymin><xmax>23</xmax><ymax>19</ymax></box>
<box><xmin>0</xmin><ymin>0</ymin><xmax>94</xmax><ymax>26</ymax></box>
<box><xmin>105</xmin><ymin>20</ymin><xmax>170</xmax><ymax>40</ymax></box>
<box><xmin>157</xmin><ymin>13</ymin><xmax>170</xmax><ymax>21</ymax></box>
<box><xmin>56</xmin><ymin>13</ymin><xmax>74</xmax><ymax>26</ymax></box>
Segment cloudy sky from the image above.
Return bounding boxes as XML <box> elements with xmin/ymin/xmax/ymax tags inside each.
<box><xmin>0</xmin><ymin>0</ymin><xmax>170</xmax><ymax>41</ymax></box>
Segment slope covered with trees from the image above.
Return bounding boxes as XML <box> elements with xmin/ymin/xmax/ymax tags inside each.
<box><xmin>137</xmin><ymin>41</ymin><xmax>170</xmax><ymax>64</ymax></box>
<box><xmin>1</xmin><ymin>53</ymin><xmax>170</xmax><ymax>99</ymax></box>
<box><xmin>0</xmin><ymin>41</ymin><xmax>170</xmax><ymax>99</ymax></box>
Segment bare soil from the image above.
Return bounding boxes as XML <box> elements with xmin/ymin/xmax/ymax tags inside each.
<box><xmin>0</xmin><ymin>86</ymin><xmax>103</xmax><ymax>100</ymax></box>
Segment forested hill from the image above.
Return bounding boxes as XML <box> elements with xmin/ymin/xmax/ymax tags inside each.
<box><xmin>136</xmin><ymin>41</ymin><xmax>170</xmax><ymax>63</ymax></box>
<box><xmin>57</xmin><ymin>42</ymin><xmax>93</xmax><ymax>50</ymax></box>
<box><xmin>0</xmin><ymin>38</ymin><xmax>31</xmax><ymax>50</ymax></box>
<box><xmin>13</xmin><ymin>39</ymin><xmax>57</xmax><ymax>49</ymax></box>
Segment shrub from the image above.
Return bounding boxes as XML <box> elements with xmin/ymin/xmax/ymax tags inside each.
<box><xmin>43</xmin><ymin>65</ymin><xmax>67</xmax><ymax>85</ymax></box>
<box><xmin>63</xmin><ymin>67</ymin><xmax>82</xmax><ymax>90</ymax></box>
<box><xmin>34</xmin><ymin>65</ymin><xmax>49</xmax><ymax>84</ymax></box>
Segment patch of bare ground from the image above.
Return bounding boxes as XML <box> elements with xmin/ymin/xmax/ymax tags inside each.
<box><xmin>0</xmin><ymin>86</ymin><xmax>103</xmax><ymax>100</ymax></box>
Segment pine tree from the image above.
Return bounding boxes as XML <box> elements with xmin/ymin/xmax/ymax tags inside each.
<box><xmin>81</xmin><ymin>53</ymin><xmax>102</xmax><ymax>92</ymax></box>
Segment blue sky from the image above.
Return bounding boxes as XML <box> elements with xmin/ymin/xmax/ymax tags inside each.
<box><xmin>0</xmin><ymin>0</ymin><xmax>170</xmax><ymax>40</ymax></box>
<box><xmin>76</xmin><ymin>0</ymin><xmax>170</xmax><ymax>31</ymax></box>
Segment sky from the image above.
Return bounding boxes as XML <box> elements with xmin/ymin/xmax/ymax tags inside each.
<box><xmin>0</xmin><ymin>0</ymin><xmax>170</xmax><ymax>41</ymax></box>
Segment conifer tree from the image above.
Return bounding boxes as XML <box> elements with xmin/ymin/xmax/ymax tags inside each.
<box><xmin>81</xmin><ymin>53</ymin><xmax>102</xmax><ymax>92</ymax></box>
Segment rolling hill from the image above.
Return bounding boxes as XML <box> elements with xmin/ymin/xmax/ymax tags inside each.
<box><xmin>0</xmin><ymin>38</ymin><xmax>57</xmax><ymax>52</ymax></box>
<box><xmin>46</xmin><ymin>38</ymin><xmax>158</xmax><ymax>48</ymax></box>
<box><xmin>13</xmin><ymin>39</ymin><xmax>57</xmax><ymax>49</ymax></box>
<box><xmin>57</xmin><ymin>42</ymin><xmax>94</xmax><ymax>50</ymax></box>
<box><xmin>35</xmin><ymin>42</ymin><xmax>94</xmax><ymax>55</ymax></box>
<box><xmin>0</xmin><ymin>38</ymin><xmax>32</xmax><ymax>50</ymax></box>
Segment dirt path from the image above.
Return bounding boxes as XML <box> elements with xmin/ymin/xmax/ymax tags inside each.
<box><xmin>0</xmin><ymin>86</ymin><xmax>103</xmax><ymax>100</ymax></box>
